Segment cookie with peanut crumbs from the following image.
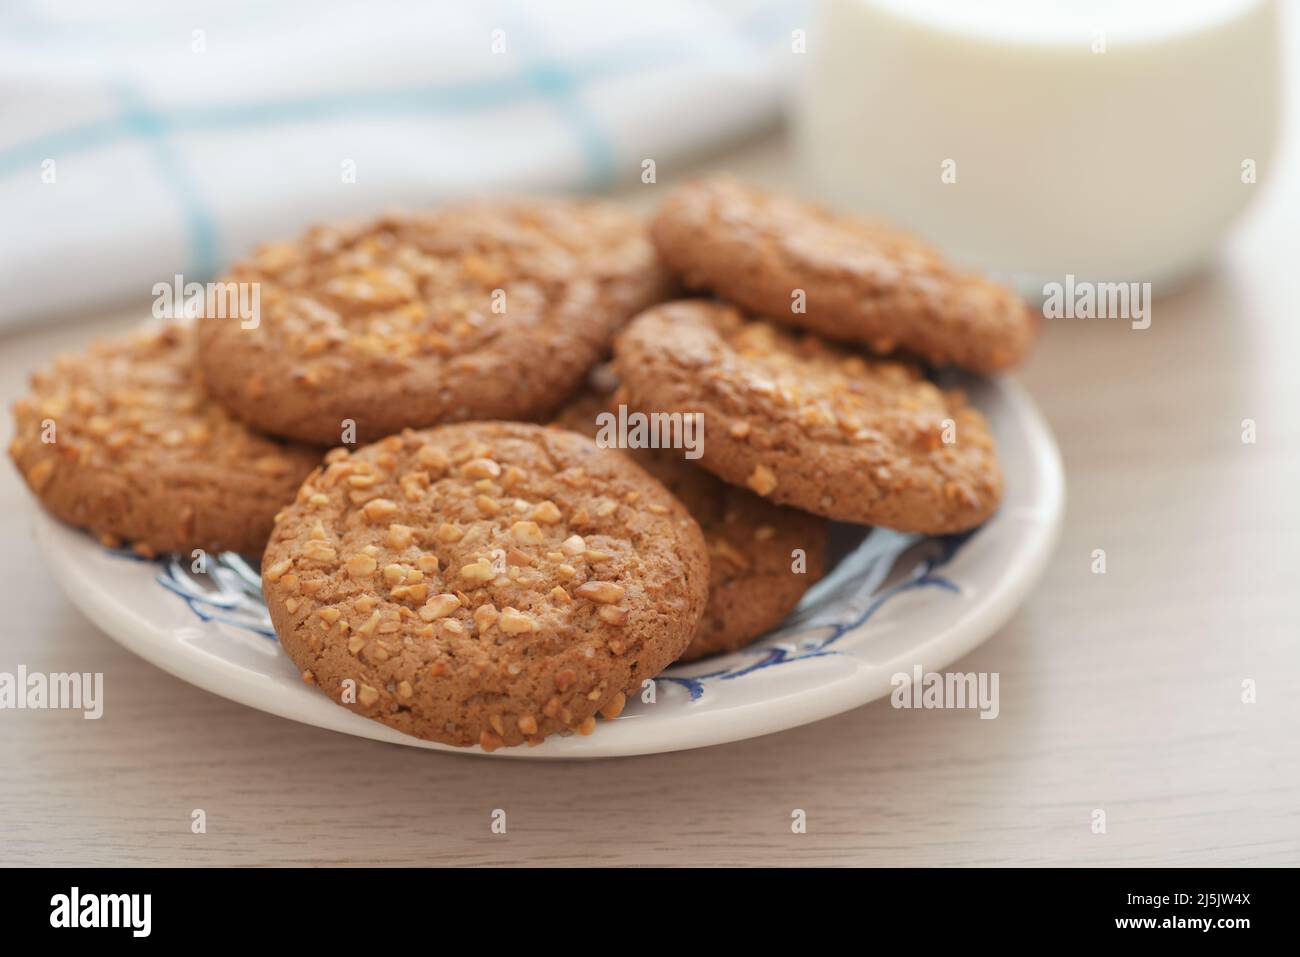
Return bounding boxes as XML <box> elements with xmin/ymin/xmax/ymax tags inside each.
<box><xmin>198</xmin><ymin>200</ymin><xmax>673</xmax><ymax>446</ymax></box>
<box><xmin>554</xmin><ymin>379</ymin><xmax>827</xmax><ymax>661</ymax></box>
<box><xmin>651</xmin><ymin>176</ymin><xmax>1036</xmax><ymax>373</ymax></box>
<box><xmin>613</xmin><ymin>301</ymin><xmax>1003</xmax><ymax>534</ymax></box>
<box><xmin>263</xmin><ymin>421</ymin><xmax>709</xmax><ymax>750</ymax></box>
<box><xmin>8</xmin><ymin>322</ymin><xmax>322</xmax><ymax>556</ymax></box>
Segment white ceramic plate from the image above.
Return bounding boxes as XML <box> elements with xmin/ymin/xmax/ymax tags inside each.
<box><xmin>30</xmin><ymin>375</ymin><xmax>1063</xmax><ymax>758</ymax></box>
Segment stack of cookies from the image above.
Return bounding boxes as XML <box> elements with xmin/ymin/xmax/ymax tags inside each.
<box><xmin>9</xmin><ymin>176</ymin><xmax>1035</xmax><ymax>751</ymax></box>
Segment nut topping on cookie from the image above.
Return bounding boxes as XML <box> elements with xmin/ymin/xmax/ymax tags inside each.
<box><xmin>197</xmin><ymin>201</ymin><xmax>674</xmax><ymax>445</ymax></box>
<box><xmin>613</xmin><ymin>301</ymin><xmax>1003</xmax><ymax>533</ymax></box>
<box><xmin>262</xmin><ymin>422</ymin><xmax>709</xmax><ymax>750</ymax></box>
<box><xmin>8</xmin><ymin>322</ymin><xmax>320</xmax><ymax>556</ymax></box>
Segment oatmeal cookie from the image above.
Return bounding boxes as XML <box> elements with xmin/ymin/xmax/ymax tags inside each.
<box><xmin>613</xmin><ymin>301</ymin><xmax>1003</xmax><ymax>533</ymax></box>
<box><xmin>9</xmin><ymin>322</ymin><xmax>321</xmax><ymax>556</ymax></box>
<box><xmin>198</xmin><ymin>200</ymin><xmax>673</xmax><ymax>445</ymax></box>
<box><xmin>262</xmin><ymin>422</ymin><xmax>710</xmax><ymax>750</ymax></box>
<box><xmin>651</xmin><ymin>176</ymin><xmax>1036</xmax><ymax>372</ymax></box>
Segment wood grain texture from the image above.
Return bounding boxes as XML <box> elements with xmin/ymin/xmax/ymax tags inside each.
<box><xmin>3</xmin><ymin>80</ymin><xmax>1299</xmax><ymax>867</ymax></box>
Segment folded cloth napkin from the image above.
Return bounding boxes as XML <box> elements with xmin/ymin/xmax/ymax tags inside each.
<box><xmin>0</xmin><ymin>0</ymin><xmax>801</xmax><ymax>328</ymax></box>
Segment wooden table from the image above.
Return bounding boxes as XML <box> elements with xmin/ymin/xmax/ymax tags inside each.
<box><xmin>3</xmin><ymin>100</ymin><xmax>1298</xmax><ymax>868</ymax></box>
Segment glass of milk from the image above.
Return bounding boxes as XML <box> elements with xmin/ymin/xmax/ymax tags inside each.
<box><xmin>795</xmin><ymin>0</ymin><xmax>1281</xmax><ymax>294</ymax></box>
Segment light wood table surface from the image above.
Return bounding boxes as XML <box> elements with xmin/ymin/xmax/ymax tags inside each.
<box><xmin>3</xmin><ymin>90</ymin><xmax>1299</xmax><ymax>867</ymax></box>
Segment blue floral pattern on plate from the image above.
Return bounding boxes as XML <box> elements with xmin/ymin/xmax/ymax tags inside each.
<box><xmin>126</xmin><ymin>524</ymin><xmax>968</xmax><ymax>702</ymax></box>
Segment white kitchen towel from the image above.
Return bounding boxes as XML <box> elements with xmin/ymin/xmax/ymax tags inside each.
<box><xmin>0</xmin><ymin>0</ymin><xmax>802</xmax><ymax>327</ymax></box>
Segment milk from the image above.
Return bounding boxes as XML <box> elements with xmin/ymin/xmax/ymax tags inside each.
<box><xmin>795</xmin><ymin>0</ymin><xmax>1281</xmax><ymax>294</ymax></box>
